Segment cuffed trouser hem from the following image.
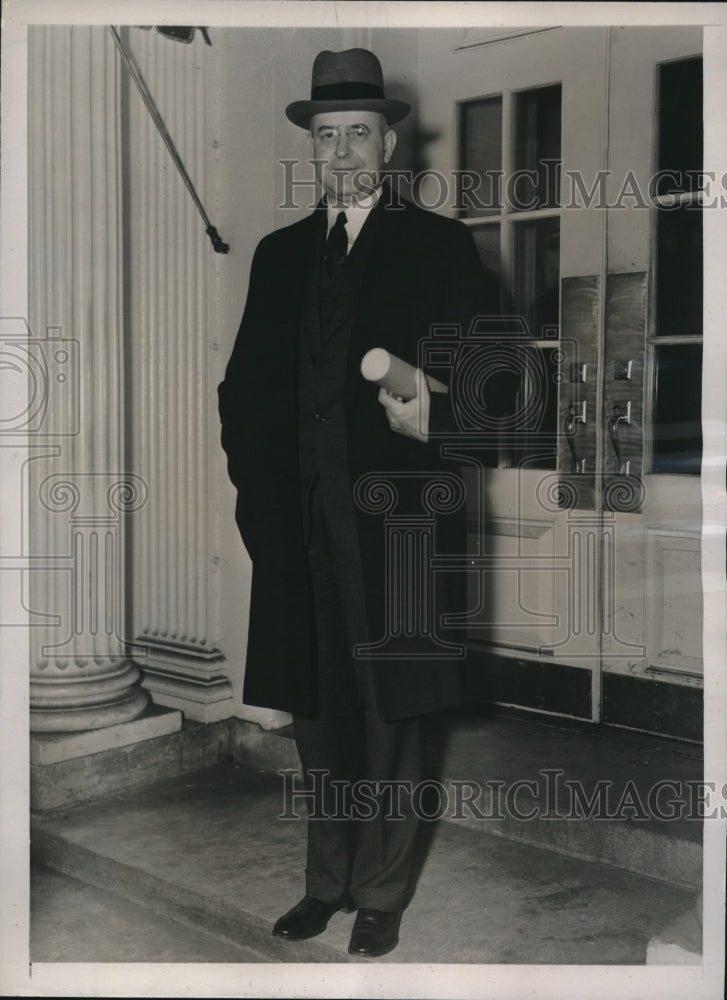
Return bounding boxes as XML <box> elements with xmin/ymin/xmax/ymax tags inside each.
<box><xmin>352</xmin><ymin>887</ymin><xmax>413</xmax><ymax>912</ymax></box>
<box><xmin>304</xmin><ymin>872</ymin><xmax>350</xmax><ymax>905</ymax></box>
<box><xmin>304</xmin><ymin>875</ymin><xmax>412</xmax><ymax>913</ymax></box>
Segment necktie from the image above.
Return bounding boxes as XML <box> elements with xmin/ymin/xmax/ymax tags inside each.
<box><xmin>325</xmin><ymin>211</ymin><xmax>348</xmax><ymax>278</ymax></box>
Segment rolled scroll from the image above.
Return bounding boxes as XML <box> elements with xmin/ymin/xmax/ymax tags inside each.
<box><xmin>360</xmin><ymin>348</ymin><xmax>448</xmax><ymax>401</ymax></box>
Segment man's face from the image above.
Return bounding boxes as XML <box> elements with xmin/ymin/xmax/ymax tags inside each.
<box><xmin>309</xmin><ymin>110</ymin><xmax>396</xmax><ymax>206</ymax></box>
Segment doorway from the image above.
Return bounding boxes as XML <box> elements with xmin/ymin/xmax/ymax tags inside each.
<box><xmin>420</xmin><ymin>26</ymin><xmax>705</xmax><ymax>740</ymax></box>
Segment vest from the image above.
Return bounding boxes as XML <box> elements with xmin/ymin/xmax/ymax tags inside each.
<box><xmin>298</xmin><ymin>205</ymin><xmax>383</xmax><ymax>541</ymax></box>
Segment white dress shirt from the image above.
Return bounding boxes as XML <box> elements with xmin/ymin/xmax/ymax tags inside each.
<box><xmin>326</xmin><ymin>187</ymin><xmax>382</xmax><ymax>253</ymax></box>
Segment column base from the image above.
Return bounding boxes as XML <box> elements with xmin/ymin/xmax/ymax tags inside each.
<box><xmin>30</xmin><ymin>702</ymin><xmax>182</xmax><ymax>766</ymax></box>
<box><xmin>141</xmin><ymin>659</ymin><xmax>234</xmax><ymax>724</ymax></box>
<box><xmin>30</xmin><ymin>685</ymin><xmax>150</xmax><ymax>733</ymax></box>
<box><xmin>29</xmin><ymin>705</ymin><xmax>221</xmax><ymax>812</ymax></box>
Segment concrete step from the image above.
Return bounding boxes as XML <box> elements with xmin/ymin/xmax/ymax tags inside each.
<box><xmin>31</xmin><ymin>863</ymin><xmax>267</xmax><ymax>964</ymax></box>
<box><xmin>31</xmin><ymin>762</ymin><xmax>700</xmax><ymax>964</ymax></box>
<box><xmin>229</xmin><ymin>706</ymin><xmax>704</xmax><ymax>889</ymax></box>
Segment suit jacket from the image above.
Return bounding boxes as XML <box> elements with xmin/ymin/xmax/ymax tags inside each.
<box><xmin>218</xmin><ymin>186</ymin><xmax>499</xmax><ymax>720</ymax></box>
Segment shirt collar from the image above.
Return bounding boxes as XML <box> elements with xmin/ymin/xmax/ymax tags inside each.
<box><xmin>326</xmin><ymin>186</ymin><xmax>383</xmax><ymax>244</ymax></box>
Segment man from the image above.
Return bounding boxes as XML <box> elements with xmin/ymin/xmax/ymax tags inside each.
<box><xmin>218</xmin><ymin>48</ymin><xmax>498</xmax><ymax>958</ymax></box>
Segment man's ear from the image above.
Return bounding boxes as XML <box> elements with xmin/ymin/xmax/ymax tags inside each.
<box><xmin>384</xmin><ymin>128</ymin><xmax>397</xmax><ymax>164</ymax></box>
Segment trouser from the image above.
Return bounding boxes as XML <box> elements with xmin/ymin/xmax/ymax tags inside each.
<box><xmin>293</xmin><ymin>479</ymin><xmax>423</xmax><ymax>912</ymax></box>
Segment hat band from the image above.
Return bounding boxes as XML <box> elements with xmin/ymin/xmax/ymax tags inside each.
<box><xmin>311</xmin><ymin>81</ymin><xmax>386</xmax><ymax>102</ymax></box>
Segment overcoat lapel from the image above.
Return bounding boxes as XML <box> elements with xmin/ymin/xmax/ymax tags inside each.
<box><xmin>298</xmin><ymin>208</ymin><xmax>326</xmax><ymax>354</ymax></box>
<box><xmin>344</xmin><ymin>189</ymin><xmax>410</xmax><ymax>415</ymax></box>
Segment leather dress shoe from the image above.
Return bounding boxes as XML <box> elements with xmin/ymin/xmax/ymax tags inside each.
<box><xmin>273</xmin><ymin>893</ymin><xmax>354</xmax><ymax>941</ymax></box>
<box><xmin>348</xmin><ymin>908</ymin><xmax>402</xmax><ymax>957</ymax></box>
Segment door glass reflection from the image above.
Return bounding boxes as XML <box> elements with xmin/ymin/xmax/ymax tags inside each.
<box><xmin>652</xmin><ymin>343</ymin><xmax>702</xmax><ymax>475</ymax></box>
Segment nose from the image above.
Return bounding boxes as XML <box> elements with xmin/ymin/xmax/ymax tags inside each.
<box><xmin>334</xmin><ymin>129</ymin><xmax>351</xmax><ymax>157</ymax></box>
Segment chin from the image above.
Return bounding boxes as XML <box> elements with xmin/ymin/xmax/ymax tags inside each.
<box><xmin>323</xmin><ymin>179</ymin><xmax>356</xmax><ymax>202</ymax></box>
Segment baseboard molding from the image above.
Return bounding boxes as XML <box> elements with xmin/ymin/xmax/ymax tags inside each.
<box><xmin>465</xmin><ymin>647</ymin><xmax>593</xmax><ymax>720</ymax></box>
<box><xmin>602</xmin><ymin>672</ymin><xmax>703</xmax><ymax>742</ymax></box>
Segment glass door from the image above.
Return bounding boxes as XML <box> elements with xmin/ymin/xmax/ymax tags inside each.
<box><xmin>448</xmin><ymin>28</ymin><xmax>608</xmax><ymax>722</ymax></box>
<box><xmin>598</xmin><ymin>31</ymin><xmax>703</xmax><ymax>740</ymax></box>
<box><xmin>429</xmin><ymin>25</ymin><xmax>704</xmax><ymax>737</ymax></box>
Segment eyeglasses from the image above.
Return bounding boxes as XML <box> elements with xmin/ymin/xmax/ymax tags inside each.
<box><xmin>313</xmin><ymin>125</ymin><xmax>373</xmax><ymax>146</ymax></box>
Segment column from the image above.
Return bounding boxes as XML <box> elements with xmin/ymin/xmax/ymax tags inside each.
<box><xmin>124</xmin><ymin>27</ymin><xmax>232</xmax><ymax>720</ymax></box>
<box><xmin>28</xmin><ymin>25</ymin><xmax>149</xmax><ymax>731</ymax></box>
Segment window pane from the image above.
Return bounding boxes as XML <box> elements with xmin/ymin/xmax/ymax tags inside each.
<box><xmin>512</xmin><ymin>216</ymin><xmax>560</xmax><ymax>338</ymax></box>
<box><xmin>513</xmin><ymin>84</ymin><xmax>561</xmax><ymax>211</ymax></box>
<box><xmin>655</xmin><ymin>205</ymin><xmax>702</xmax><ymax>336</ymax></box>
<box><xmin>507</xmin><ymin>345</ymin><xmax>559</xmax><ymax>471</ymax></box>
<box><xmin>470</xmin><ymin>223</ymin><xmax>502</xmax><ymax>308</ymax></box>
<box><xmin>507</xmin><ymin>217</ymin><xmax>560</xmax><ymax>471</ymax></box>
<box><xmin>652</xmin><ymin>343</ymin><xmax>702</xmax><ymax>475</ymax></box>
<box><xmin>655</xmin><ymin>57</ymin><xmax>703</xmax><ymax>197</ymax></box>
<box><xmin>458</xmin><ymin>97</ymin><xmax>503</xmax><ymax>218</ymax></box>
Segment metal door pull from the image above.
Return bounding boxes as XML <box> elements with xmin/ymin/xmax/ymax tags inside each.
<box><xmin>565</xmin><ymin>402</ymin><xmax>586</xmax><ymax>473</ymax></box>
<box><xmin>608</xmin><ymin>402</ymin><xmax>631</xmax><ymax>475</ymax></box>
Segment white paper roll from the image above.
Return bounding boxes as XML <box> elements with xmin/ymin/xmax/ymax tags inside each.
<box><xmin>360</xmin><ymin>348</ymin><xmax>448</xmax><ymax>400</ymax></box>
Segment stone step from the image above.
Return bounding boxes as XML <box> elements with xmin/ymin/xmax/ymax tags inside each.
<box><xmin>30</xmin><ymin>763</ymin><xmax>699</xmax><ymax>965</ymax></box>
<box><xmin>31</xmin><ymin>863</ymin><xmax>268</xmax><ymax>963</ymax></box>
<box><xmin>31</xmin><ymin>770</ymin><xmax>343</xmax><ymax>964</ymax></box>
<box><xmin>229</xmin><ymin>707</ymin><xmax>704</xmax><ymax>889</ymax></box>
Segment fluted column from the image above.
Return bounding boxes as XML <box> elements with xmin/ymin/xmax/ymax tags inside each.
<box><xmin>124</xmin><ymin>28</ymin><xmax>231</xmax><ymax>720</ymax></box>
<box><xmin>28</xmin><ymin>25</ymin><xmax>149</xmax><ymax>731</ymax></box>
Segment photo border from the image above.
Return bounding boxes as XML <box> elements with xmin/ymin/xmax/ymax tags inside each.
<box><xmin>1</xmin><ymin>3</ymin><xmax>725</xmax><ymax>998</ymax></box>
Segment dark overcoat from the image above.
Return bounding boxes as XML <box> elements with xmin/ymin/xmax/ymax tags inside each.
<box><xmin>218</xmin><ymin>187</ymin><xmax>498</xmax><ymax>721</ymax></box>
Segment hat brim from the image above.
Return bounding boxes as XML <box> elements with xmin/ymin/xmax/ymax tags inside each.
<box><xmin>285</xmin><ymin>98</ymin><xmax>410</xmax><ymax>130</ymax></box>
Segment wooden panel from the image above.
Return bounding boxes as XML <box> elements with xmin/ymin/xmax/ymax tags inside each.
<box><xmin>466</xmin><ymin>517</ymin><xmax>557</xmax><ymax>653</ymax></box>
<box><xmin>603</xmin><ymin>272</ymin><xmax>646</xmax><ymax>510</ymax></box>
<box><xmin>558</xmin><ymin>275</ymin><xmax>599</xmax><ymax>509</ymax></box>
<box><xmin>647</xmin><ymin>530</ymin><xmax>703</xmax><ymax>675</ymax></box>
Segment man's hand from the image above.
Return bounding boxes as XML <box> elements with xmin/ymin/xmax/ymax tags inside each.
<box><xmin>378</xmin><ymin>368</ymin><xmax>430</xmax><ymax>443</ymax></box>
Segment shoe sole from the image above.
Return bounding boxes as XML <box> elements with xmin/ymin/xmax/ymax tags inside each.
<box><xmin>272</xmin><ymin>900</ymin><xmax>356</xmax><ymax>941</ymax></box>
<box><xmin>347</xmin><ymin>936</ymin><xmax>399</xmax><ymax>958</ymax></box>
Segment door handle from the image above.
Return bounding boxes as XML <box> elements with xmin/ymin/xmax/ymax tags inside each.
<box><xmin>564</xmin><ymin>402</ymin><xmax>586</xmax><ymax>473</ymax></box>
<box><xmin>607</xmin><ymin>402</ymin><xmax>631</xmax><ymax>475</ymax></box>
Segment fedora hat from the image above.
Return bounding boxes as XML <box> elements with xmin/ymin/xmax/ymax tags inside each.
<box><xmin>286</xmin><ymin>48</ymin><xmax>410</xmax><ymax>129</ymax></box>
